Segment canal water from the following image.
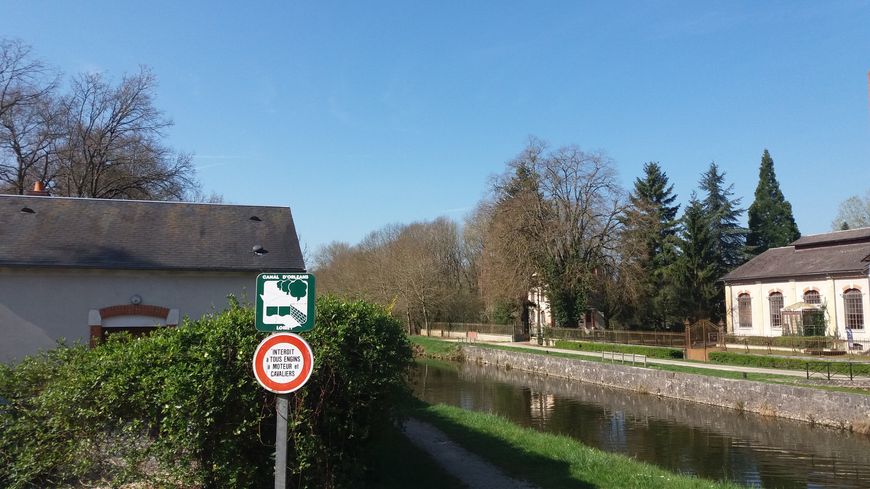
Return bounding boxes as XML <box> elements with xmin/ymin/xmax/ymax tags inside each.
<box><xmin>410</xmin><ymin>359</ymin><xmax>870</xmax><ymax>489</ymax></box>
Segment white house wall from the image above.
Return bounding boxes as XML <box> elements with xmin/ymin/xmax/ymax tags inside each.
<box><xmin>0</xmin><ymin>268</ymin><xmax>256</xmax><ymax>363</ymax></box>
<box><xmin>725</xmin><ymin>274</ymin><xmax>870</xmax><ymax>342</ymax></box>
<box><xmin>528</xmin><ymin>286</ymin><xmax>552</xmax><ymax>330</ymax></box>
<box><xmin>833</xmin><ymin>277</ymin><xmax>870</xmax><ymax>339</ymax></box>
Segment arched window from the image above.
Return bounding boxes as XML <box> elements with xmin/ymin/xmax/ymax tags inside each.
<box><xmin>89</xmin><ymin>304</ymin><xmax>178</xmax><ymax>347</ymax></box>
<box><xmin>769</xmin><ymin>292</ymin><xmax>783</xmax><ymax>328</ymax></box>
<box><xmin>738</xmin><ymin>294</ymin><xmax>752</xmax><ymax>328</ymax></box>
<box><xmin>804</xmin><ymin>290</ymin><xmax>821</xmax><ymax>305</ymax></box>
<box><xmin>844</xmin><ymin>289</ymin><xmax>864</xmax><ymax>330</ymax></box>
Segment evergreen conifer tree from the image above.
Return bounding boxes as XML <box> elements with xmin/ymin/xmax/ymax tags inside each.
<box><xmin>699</xmin><ymin>163</ymin><xmax>746</xmax><ymax>320</ymax></box>
<box><xmin>700</xmin><ymin>162</ymin><xmax>746</xmax><ymax>270</ymax></box>
<box><xmin>620</xmin><ymin>162</ymin><xmax>680</xmax><ymax>328</ymax></box>
<box><xmin>747</xmin><ymin>150</ymin><xmax>800</xmax><ymax>254</ymax></box>
<box><xmin>671</xmin><ymin>194</ymin><xmax>719</xmax><ymax>323</ymax></box>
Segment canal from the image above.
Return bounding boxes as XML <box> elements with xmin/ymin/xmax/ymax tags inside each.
<box><xmin>411</xmin><ymin>359</ymin><xmax>870</xmax><ymax>488</ymax></box>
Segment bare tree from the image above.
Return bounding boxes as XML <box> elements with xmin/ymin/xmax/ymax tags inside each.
<box><xmin>478</xmin><ymin>191</ymin><xmax>538</xmax><ymax>319</ymax></box>
<box><xmin>0</xmin><ymin>40</ymin><xmax>56</xmax><ymax>120</ymax></box>
<box><xmin>54</xmin><ymin>67</ymin><xmax>197</xmax><ymax>200</ymax></box>
<box><xmin>392</xmin><ymin>218</ymin><xmax>469</xmax><ymax>329</ymax></box>
<box><xmin>1</xmin><ymin>40</ymin><xmax>216</xmax><ymax>201</ymax></box>
<box><xmin>484</xmin><ymin>138</ymin><xmax>625</xmax><ymax>327</ymax></box>
<box><xmin>0</xmin><ymin>40</ymin><xmax>60</xmax><ymax>193</ymax></box>
<box><xmin>312</xmin><ymin>241</ymin><xmax>362</xmax><ymax>298</ymax></box>
<box><xmin>314</xmin><ymin>217</ymin><xmax>481</xmax><ymax>331</ymax></box>
<box><xmin>832</xmin><ymin>191</ymin><xmax>870</xmax><ymax>230</ymax></box>
<box><xmin>0</xmin><ymin>90</ymin><xmax>62</xmax><ymax>193</ymax></box>
<box><xmin>458</xmin><ymin>203</ymin><xmax>489</xmax><ymax>316</ymax></box>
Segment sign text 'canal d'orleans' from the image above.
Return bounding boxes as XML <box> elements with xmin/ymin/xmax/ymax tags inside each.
<box><xmin>255</xmin><ymin>273</ymin><xmax>315</xmax><ymax>332</ymax></box>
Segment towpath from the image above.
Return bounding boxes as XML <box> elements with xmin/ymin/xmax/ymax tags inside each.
<box><xmin>403</xmin><ymin>417</ymin><xmax>539</xmax><ymax>489</ymax></box>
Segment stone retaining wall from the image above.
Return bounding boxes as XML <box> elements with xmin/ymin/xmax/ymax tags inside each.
<box><xmin>461</xmin><ymin>345</ymin><xmax>870</xmax><ymax>430</ymax></box>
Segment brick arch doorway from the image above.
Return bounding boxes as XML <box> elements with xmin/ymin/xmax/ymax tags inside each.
<box><xmin>88</xmin><ymin>304</ymin><xmax>179</xmax><ymax>347</ymax></box>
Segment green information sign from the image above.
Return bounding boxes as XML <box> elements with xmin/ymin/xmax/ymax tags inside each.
<box><xmin>256</xmin><ymin>273</ymin><xmax>315</xmax><ymax>332</ymax></box>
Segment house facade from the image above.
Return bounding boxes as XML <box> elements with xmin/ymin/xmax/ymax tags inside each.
<box><xmin>528</xmin><ymin>284</ymin><xmax>553</xmax><ymax>331</ymax></box>
<box><xmin>722</xmin><ymin>228</ymin><xmax>870</xmax><ymax>342</ymax></box>
<box><xmin>0</xmin><ymin>193</ymin><xmax>304</xmax><ymax>363</ymax></box>
<box><xmin>527</xmin><ymin>285</ymin><xmax>604</xmax><ymax>331</ymax></box>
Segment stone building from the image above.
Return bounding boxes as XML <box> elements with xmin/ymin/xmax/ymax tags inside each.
<box><xmin>527</xmin><ymin>284</ymin><xmax>604</xmax><ymax>331</ymax></box>
<box><xmin>0</xmin><ymin>192</ymin><xmax>304</xmax><ymax>363</ymax></box>
<box><xmin>722</xmin><ymin>228</ymin><xmax>870</xmax><ymax>342</ymax></box>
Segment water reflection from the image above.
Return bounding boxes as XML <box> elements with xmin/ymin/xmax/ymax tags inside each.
<box><xmin>411</xmin><ymin>360</ymin><xmax>870</xmax><ymax>489</ymax></box>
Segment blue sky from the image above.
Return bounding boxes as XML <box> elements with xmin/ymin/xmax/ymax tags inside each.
<box><xmin>4</xmin><ymin>1</ymin><xmax>870</xmax><ymax>256</ymax></box>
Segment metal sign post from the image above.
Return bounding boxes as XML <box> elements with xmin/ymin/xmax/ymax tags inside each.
<box><xmin>275</xmin><ymin>394</ymin><xmax>288</xmax><ymax>489</ymax></box>
<box><xmin>254</xmin><ymin>272</ymin><xmax>316</xmax><ymax>489</ymax></box>
<box><xmin>252</xmin><ymin>330</ymin><xmax>315</xmax><ymax>489</ymax></box>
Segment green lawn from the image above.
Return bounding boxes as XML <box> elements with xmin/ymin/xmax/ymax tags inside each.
<box><xmin>410</xmin><ymin>402</ymin><xmax>746</xmax><ymax>489</ymax></box>
<box><xmin>410</xmin><ymin>335</ymin><xmax>461</xmax><ymax>358</ymax></box>
<box><xmin>553</xmin><ymin>339</ymin><xmax>683</xmax><ymax>359</ymax></box>
<box><xmin>709</xmin><ymin>350</ymin><xmax>870</xmax><ymax>375</ymax></box>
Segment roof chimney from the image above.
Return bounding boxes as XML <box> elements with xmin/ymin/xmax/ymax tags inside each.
<box><xmin>25</xmin><ymin>181</ymin><xmax>50</xmax><ymax>197</ymax></box>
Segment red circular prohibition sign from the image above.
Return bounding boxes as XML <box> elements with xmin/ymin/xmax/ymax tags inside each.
<box><xmin>253</xmin><ymin>333</ymin><xmax>314</xmax><ymax>394</ymax></box>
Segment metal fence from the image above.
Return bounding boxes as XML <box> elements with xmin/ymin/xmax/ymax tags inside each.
<box><xmin>420</xmin><ymin>323</ymin><xmax>688</xmax><ymax>347</ymax></box>
<box><xmin>805</xmin><ymin>361</ymin><xmax>861</xmax><ymax>381</ymax></box>
<box><xmin>601</xmin><ymin>351</ymin><xmax>648</xmax><ymax>367</ymax></box>
<box><xmin>423</xmin><ymin>322</ymin><xmax>516</xmax><ymax>336</ymax></box>
<box><xmin>723</xmin><ymin>334</ymin><xmax>842</xmax><ymax>353</ymax></box>
<box><xmin>541</xmin><ymin>327</ymin><xmax>686</xmax><ymax>348</ymax></box>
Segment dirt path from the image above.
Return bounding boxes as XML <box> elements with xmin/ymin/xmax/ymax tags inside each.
<box><xmin>402</xmin><ymin>418</ymin><xmax>539</xmax><ymax>489</ymax></box>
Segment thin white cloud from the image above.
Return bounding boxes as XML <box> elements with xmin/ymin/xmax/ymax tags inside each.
<box><xmin>196</xmin><ymin>154</ymin><xmax>248</xmax><ymax>160</ymax></box>
<box><xmin>194</xmin><ymin>154</ymin><xmax>252</xmax><ymax>170</ymax></box>
<box><xmin>439</xmin><ymin>206</ymin><xmax>471</xmax><ymax>214</ymax></box>
<box><xmin>77</xmin><ymin>62</ymin><xmax>104</xmax><ymax>75</ymax></box>
<box><xmin>195</xmin><ymin>162</ymin><xmax>233</xmax><ymax>170</ymax></box>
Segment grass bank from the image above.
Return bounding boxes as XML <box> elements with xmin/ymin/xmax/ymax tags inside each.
<box><xmin>410</xmin><ymin>402</ymin><xmax>745</xmax><ymax>489</ymax></box>
<box><xmin>553</xmin><ymin>339</ymin><xmax>683</xmax><ymax>359</ymax></box>
<box><xmin>410</xmin><ymin>335</ymin><xmax>462</xmax><ymax>360</ymax></box>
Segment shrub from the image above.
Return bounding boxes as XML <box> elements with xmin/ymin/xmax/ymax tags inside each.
<box><xmin>552</xmin><ymin>340</ymin><xmax>683</xmax><ymax>359</ymax></box>
<box><xmin>0</xmin><ymin>296</ymin><xmax>412</xmax><ymax>489</ymax></box>
<box><xmin>708</xmin><ymin>352</ymin><xmax>870</xmax><ymax>375</ymax></box>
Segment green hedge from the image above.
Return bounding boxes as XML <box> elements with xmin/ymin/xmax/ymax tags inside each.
<box><xmin>708</xmin><ymin>351</ymin><xmax>870</xmax><ymax>375</ymax></box>
<box><xmin>553</xmin><ymin>340</ymin><xmax>684</xmax><ymax>359</ymax></box>
<box><xmin>0</xmin><ymin>296</ymin><xmax>412</xmax><ymax>489</ymax></box>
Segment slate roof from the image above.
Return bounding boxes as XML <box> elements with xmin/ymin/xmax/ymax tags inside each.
<box><xmin>792</xmin><ymin>227</ymin><xmax>870</xmax><ymax>249</ymax></box>
<box><xmin>722</xmin><ymin>228</ymin><xmax>870</xmax><ymax>282</ymax></box>
<box><xmin>0</xmin><ymin>195</ymin><xmax>305</xmax><ymax>272</ymax></box>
